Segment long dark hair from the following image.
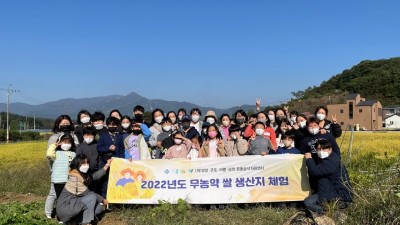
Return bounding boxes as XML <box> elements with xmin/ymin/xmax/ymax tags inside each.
<box><xmin>70</xmin><ymin>154</ymin><xmax>92</xmax><ymax>186</ymax></box>
<box><xmin>205</xmin><ymin>124</ymin><xmax>223</xmax><ymax>141</ymax></box>
<box><xmin>52</xmin><ymin>115</ymin><xmax>74</xmax><ymax>133</ymax></box>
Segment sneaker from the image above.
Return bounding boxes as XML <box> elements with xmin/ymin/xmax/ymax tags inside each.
<box><xmin>311</xmin><ymin>212</ymin><xmax>335</xmax><ymax>225</ymax></box>
<box><xmin>45</xmin><ymin>214</ymin><xmax>52</xmax><ymax>219</ymax></box>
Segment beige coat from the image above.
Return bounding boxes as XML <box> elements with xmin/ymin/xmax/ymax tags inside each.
<box><xmin>224</xmin><ymin>139</ymin><xmax>248</xmax><ymax>156</ymax></box>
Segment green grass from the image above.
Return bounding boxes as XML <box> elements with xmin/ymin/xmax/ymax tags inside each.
<box><xmin>0</xmin><ymin>134</ymin><xmax>400</xmax><ymax>225</ymax></box>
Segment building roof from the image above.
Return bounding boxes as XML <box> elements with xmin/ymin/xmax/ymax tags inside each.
<box><xmin>383</xmin><ymin>105</ymin><xmax>400</xmax><ymax>109</ymax></box>
<box><xmin>357</xmin><ymin>100</ymin><xmax>378</xmax><ymax>106</ymax></box>
<box><xmin>347</xmin><ymin>93</ymin><xmax>360</xmax><ymax>100</ymax></box>
<box><xmin>384</xmin><ymin>114</ymin><xmax>400</xmax><ymax>120</ymax></box>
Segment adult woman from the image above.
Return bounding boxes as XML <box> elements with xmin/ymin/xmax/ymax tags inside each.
<box><xmin>45</xmin><ymin>114</ymin><xmax>79</xmax><ymax>219</ymax></box>
<box><xmin>314</xmin><ymin>106</ymin><xmax>342</xmax><ymax>138</ymax></box>
<box><xmin>148</xmin><ymin>108</ymin><xmax>165</xmax><ymax>159</ymax></box>
<box><xmin>56</xmin><ymin>154</ymin><xmax>111</xmax><ymax>225</ymax></box>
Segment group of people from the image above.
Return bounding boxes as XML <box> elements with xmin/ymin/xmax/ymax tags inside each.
<box><xmin>45</xmin><ymin>103</ymin><xmax>353</xmax><ymax>224</ymax></box>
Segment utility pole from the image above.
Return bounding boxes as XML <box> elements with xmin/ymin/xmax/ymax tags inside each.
<box><xmin>34</xmin><ymin>113</ymin><xmax>36</xmax><ymax>130</ymax></box>
<box><xmin>4</xmin><ymin>84</ymin><xmax>20</xmax><ymax>143</ymax></box>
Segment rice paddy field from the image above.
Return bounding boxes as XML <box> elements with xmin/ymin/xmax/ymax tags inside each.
<box><xmin>0</xmin><ymin>132</ymin><xmax>399</xmax><ymax>225</ymax></box>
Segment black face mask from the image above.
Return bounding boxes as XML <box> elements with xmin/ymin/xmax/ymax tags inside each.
<box><xmin>236</xmin><ymin>118</ymin><xmax>245</xmax><ymax>125</ymax></box>
<box><xmin>108</xmin><ymin>127</ymin><xmax>117</xmax><ymax>133</ymax></box>
<box><xmin>58</xmin><ymin>125</ymin><xmax>71</xmax><ymax>132</ymax></box>
<box><xmin>132</xmin><ymin>129</ymin><xmax>142</xmax><ymax>135</ymax></box>
<box><xmin>134</xmin><ymin>114</ymin><xmax>143</xmax><ymax>121</ymax></box>
<box><xmin>182</xmin><ymin>122</ymin><xmax>190</xmax><ymax>130</ymax></box>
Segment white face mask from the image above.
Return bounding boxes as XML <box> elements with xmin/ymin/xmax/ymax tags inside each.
<box><xmin>299</xmin><ymin>121</ymin><xmax>307</xmax><ymax>128</ymax></box>
<box><xmin>268</xmin><ymin>115</ymin><xmax>275</xmax><ymax>121</ymax></box>
<box><xmin>291</xmin><ymin>117</ymin><xmax>297</xmax><ymax>122</ymax></box>
<box><xmin>316</xmin><ymin>113</ymin><xmax>326</xmax><ymax>121</ymax></box>
<box><xmin>308</xmin><ymin>127</ymin><xmax>320</xmax><ymax>135</ymax></box>
<box><xmin>121</xmin><ymin>123</ymin><xmax>130</xmax><ymax>129</ymax></box>
<box><xmin>174</xmin><ymin>139</ymin><xmax>182</xmax><ymax>145</ymax></box>
<box><xmin>283</xmin><ymin>140</ymin><xmax>292</xmax><ymax>148</ymax></box>
<box><xmin>202</xmin><ymin>128</ymin><xmax>207</xmax><ymax>134</ymax></box>
<box><xmin>206</xmin><ymin>118</ymin><xmax>215</xmax><ymax>124</ymax></box>
<box><xmin>222</xmin><ymin>120</ymin><xmax>230</xmax><ymax>127</ymax></box>
<box><xmin>170</xmin><ymin>117</ymin><xmax>176</xmax><ymax>124</ymax></box>
<box><xmin>84</xmin><ymin>137</ymin><xmax>94</xmax><ymax>144</ymax></box>
<box><xmin>317</xmin><ymin>151</ymin><xmax>330</xmax><ymax>159</ymax></box>
<box><xmin>192</xmin><ymin>115</ymin><xmax>200</xmax><ymax>122</ymax></box>
<box><xmin>155</xmin><ymin>116</ymin><xmax>163</xmax><ymax>124</ymax></box>
<box><xmin>163</xmin><ymin>125</ymin><xmax>172</xmax><ymax>132</ymax></box>
<box><xmin>79</xmin><ymin>164</ymin><xmax>90</xmax><ymax>173</ymax></box>
<box><xmin>255</xmin><ymin>128</ymin><xmax>264</xmax><ymax>136</ymax></box>
<box><xmin>61</xmin><ymin>143</ymin><xmax>72</xmax><ymax>151</ymax></box>
<box><xmin>231</xmin><ymin>134</ymin><xmax>237</xmax><ymax>140</ymax></box>
<box><xmin>94</xmin><ymin>124</ymin><xmax>103</xmax><ymax>130</ymax></box>
<box><xmin>80</xmin><ymin>116</ymin><xmax>90</xmax><ymax>124</ymax></box>
<box><xmin>258</xmin><ymin>119</ymin><xmax>267</xmax><ymax>123</ymax></box>
<box><xmin>178</xmin><ymin>115</ymin><xmax>183</xmax><ymax>121</ymax></box>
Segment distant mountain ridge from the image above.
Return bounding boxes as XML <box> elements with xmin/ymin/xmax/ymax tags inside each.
<box><xmin>0</xmin><ymin>92</ymin><xmax>256</xmax><ymax>119</ymax></box>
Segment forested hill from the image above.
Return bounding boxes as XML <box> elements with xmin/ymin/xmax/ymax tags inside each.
<box><xmin>291</xmin><ymin>57</ymin><xmax>400</xmax><ymax>106</ymax></box>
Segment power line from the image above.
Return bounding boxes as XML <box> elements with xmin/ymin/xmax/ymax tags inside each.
<box><xmin>1</xmin><ymin>84</ymin><xmax>20</xmax><ymax>143</ymax></box>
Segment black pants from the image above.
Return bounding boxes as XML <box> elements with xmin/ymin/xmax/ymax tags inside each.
<box><xmin>54</xmin><ymin>183</ymin><xmax>66</xmax><ymax>198</ymax></box>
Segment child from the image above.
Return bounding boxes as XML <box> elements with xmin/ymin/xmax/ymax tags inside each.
<box><xmin>304</xmin><ymin>139</ymin><xmax>352</xmax><ymax>218</ymax></box>
<box><xmin>156</xmin><ymin>118</ymin><xmax>174</xmax><ymax>158</ymax></box>
<box><xmin>274</xmin><ymin>132</ymin><xmax>301</xmax><ymax>154</ymax></box>
<box><xmin>92</xmin><ymin>111</ymin><xmax>108</xmax><ymax>136</ymax></box>
<box><xmin>248</xmin><ymin>122</ymin><xmax>273</xmax><ymax>156</ymax></box>
<box><xmin>199</xmin><ymin>124</ymin><xmax>225</xmax><ymax>158</ymax></box>
<box><xmin>76</xmin><ymin>126</ymin><xmax>99</xmax><ymax>171</ymax></box>
<box><xmin>97</xmin><ymin>117</ymin><xmax>124</xmax><ymax>198</ymax></box>
<box><xmin>124</xmin><ymin>121</ymin><xmax>151</xmax><ymax>160</ymax></box>
<box><xmin>224</xmin><ymin>125</ymin><xmax>248</xmax><ymax>156</ymax></box>
<box><xmin>243</xmin><ymin>112</ymin><xmax>277</xmax><ymax>149</ymax></box>
<box><xmin>56</xmin><ymin>154</ymin><xmax>111</xmax><ymax>225</ymax></box>
<box><xmin>46</xmin><ymin>133</ymin><xmax>77</xmax><ymax>198</ymax></box>
<box><xmin>187</xmin><ymin>134</ymin><xmax>202</xmax><ymax>160</ymax></box>
<box><xmin>163</xmin><ymin>131</ymin><xmax>192</xmax><ymax>159</ymax></box>
<box><xmin>45</xmin><ymin>114</ymin><xmax>79</xmax><ymax>219</ymax></box>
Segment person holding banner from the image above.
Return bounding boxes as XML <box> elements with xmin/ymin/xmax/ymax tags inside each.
<box><xmin>304</xmin><ymin>139</ymin><xmax>352</xmax><ymax>218</ymax></box>
<box><xmin>56</xmin><ymin>154</ymin><xmax>111</xmax><ymax>225</ymax></box>
<box><xmin>163</xmin><ymin>131</ymin><xmax>192</xmax><ymax>159</ymax></box>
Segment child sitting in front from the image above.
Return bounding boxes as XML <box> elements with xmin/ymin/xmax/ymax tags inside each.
<box><xmin>274</xmin><ymin>132</ymin><xmax>301</xmax><ymax>154</ymax></box>
<box><xmin>163</xmin><ymin>131</ymin><xmax>192</xmax><ymax>159</ymax></box>
<box><xmin>248</xmin><ymin>122</ymin><xmax>273</xmax><ymax>156</ymax></box>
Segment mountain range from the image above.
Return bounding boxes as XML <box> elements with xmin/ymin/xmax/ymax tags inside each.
<box><xmin>0</xmin><ymin>92</ymin><xmax>257</xmax><ymax>119</ymax></box>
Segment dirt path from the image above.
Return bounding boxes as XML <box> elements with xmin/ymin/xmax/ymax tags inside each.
<box><xmin>0</xmin><ymin>192</ymin><xmax>128</xmax><ymax>225</ymax></box>
<box><xmin>0</xmin><ymin>192</ymin><xmax>44</xmax><ymax>203</ymax></box>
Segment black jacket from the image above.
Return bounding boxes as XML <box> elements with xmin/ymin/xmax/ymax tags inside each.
<box><xmin>306</xmin><ymin>152</ymin><xmax>352</xmax><ymax>203</ymax></box>
<box><xmin>300</xmin><ymin>132</ymin><xmax>341</xmax><ymax>159</ymax></box>
<box><xmin>322</xmin><ymin>119</ymin><xmax>342</xmax><ymax>138</ymax></box>
<box><xmin>76</xmin><ymin>141</ymin><xmax>99</xmax><ymax>170</ymax></box>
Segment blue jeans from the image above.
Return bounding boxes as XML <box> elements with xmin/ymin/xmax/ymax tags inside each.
<box><xmin>79</xmin><ymin>193</ymin><xmax>104</xmax><ymax>223</ymax></box>
<box><xmin>304</xmin><ymin>194</ymin><xmax>323</xmax><ymax>213</ymax></box>
<box><xmin>44</xmin><ymin>182</ymin><xmax>56</xmax><ymax>217</ymax></box>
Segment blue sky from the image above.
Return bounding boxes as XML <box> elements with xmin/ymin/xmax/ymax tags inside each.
<box><xmin>1</xmin><ymin>1</ymin><xmax>399</xmax><ymax>108</ymax></box>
